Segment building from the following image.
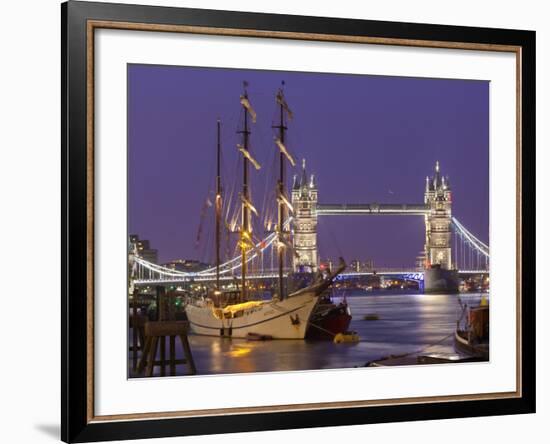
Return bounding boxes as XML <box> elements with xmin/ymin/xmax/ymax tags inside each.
<box><xmin>349</xmin><ymin>259</ymin><xmax>375</xmax><ymax>272</ymax></box>
<box><xmin>161</xmin><ymin>259</ymin><xmax>210</xmax><ymax>273</ymax></box>
<box><xmin>129</xmin><ymin>234</ymin><xmax>158</xmax><ymax>264</ymax></box>
<box><xmin>363</xmin><ymin>259</ymin><xmax>374</xmax><ymax>271</ymax></box>
<box><xmin>350</xmin><ymin>259</ymin><xmax>361</xmax><ymax>272</ymax></box>
<box><xmin>319</xmin><ymin>258</ymin><xmax>333</xmax><ymax>272</ymax></box>
<box><xmin>424</xmin><ymin>161</ymin><xmax>453</xmax><ymax>270</ymax></box>
<box><xmin>291</xmin><ymin>159</ymin><xmax>318</xmax><ymax>272</ymax></box>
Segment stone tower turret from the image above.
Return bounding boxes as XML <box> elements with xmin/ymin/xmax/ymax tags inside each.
<box><xmin>424</xmin><ymin>161</ymin><xmax>453</xmax><ymax>270</ymax></box>
<box><xmin>291</xmin><ymin>159</ymin><xmax>318</xmax><ymax>272</ymax></box>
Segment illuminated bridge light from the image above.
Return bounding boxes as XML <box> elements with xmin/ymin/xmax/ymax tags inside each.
<box><xmin>129</xmin><ymin>209</ymin><xmax>489</xmax><ymax>286</ymax></box>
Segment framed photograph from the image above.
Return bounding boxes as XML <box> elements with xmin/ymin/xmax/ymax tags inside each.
<box><xmin>62</xmin><ymin>1</ymin><xmax>535</xmax><ymax>442</ymax></box>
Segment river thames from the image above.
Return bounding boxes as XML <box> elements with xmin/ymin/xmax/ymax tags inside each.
<box><xmin>130</xmin><ymin>291</ymin><xmax>487</xmax><ymax>377</ymax></box>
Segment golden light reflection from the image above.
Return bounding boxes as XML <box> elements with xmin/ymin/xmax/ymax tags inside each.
<box><xmin>227</xmin><ymin>345</ymin><xmax>252</xmax><ymax>358</ymax></box>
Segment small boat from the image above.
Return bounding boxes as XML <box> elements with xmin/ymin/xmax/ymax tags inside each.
<box><xmin>306</xmin><ymin>292</ymin><xmax>352</xmax><ymax>339</ymax></box>
<box><xmin>366</xmin><ymin>353</ymin><xmax>484</xmax><ymax>367</ymax></box>
<box><xmin>333</xmin><ymin>331</ymin><xmax>359</xmax><ymax>344</ymax></box>
<box><xmin>363</xmin><ymin>313</ymin><xmax>379</xmax><ymax>321</ymax></box>
<box><xmin>454</xmin><ymin>298</ymin><xmax>489</xmax><ymax>360</ymax></box>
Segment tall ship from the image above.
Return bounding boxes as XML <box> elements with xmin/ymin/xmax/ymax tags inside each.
<box><xmin>185</xmin><ymin>83</ymin><xmax>345</xmax><ymax>339</ymax></box>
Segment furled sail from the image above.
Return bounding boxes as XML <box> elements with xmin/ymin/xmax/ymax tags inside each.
<box><xmin>276</xmin><ymin>90</ymin><xmax>293</xmax><ymax>120</ymax></box>
<box><xmin>277</xmin><ymin>191</ymin><xmax>294</xmax><ymax>213</ymax></box>
<box><xmin>240</xmin><ymin>194</ymin><xmax>259</xmax><ymax>216</ymax></box>
<box><xmin>237</xmin><ymin>144</ymin><xmax>261</xmax><ymax>170</ymax></box>
<box><xmin>239</xmin><ymin>95</ymin><xmax>257</xmax><ymax>123</ymax></box>
<box><xmin>275</xmin><ymin>138</ymin><xmax>296</xmax><ymax>166</ymax></box>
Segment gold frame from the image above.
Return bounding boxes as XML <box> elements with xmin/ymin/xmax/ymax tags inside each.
<box><xmin>86</xmin><ymin>20</ymin><xmax>523</xmax><ymax>424</ymax></box>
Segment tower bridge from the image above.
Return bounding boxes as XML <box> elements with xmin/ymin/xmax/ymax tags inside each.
<box><xmin>131</xmin><ymin>161</ymin><xmax>489</xmax><ymax>293</ymax></box>
<box><xmin>316</xmin><ymin>203</ymin><xmax>430</xmax><ymax>216</ymax></box>
<box><xmin>292</xmin><ymin>160</ymin><xmax>455</xmax><ymax>274</ymax></box>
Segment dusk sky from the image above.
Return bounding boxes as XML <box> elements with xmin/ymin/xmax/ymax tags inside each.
<box><xmin>128</xmin><ymin>64</ymin><xmax>489</xmax><ymax>267</ymax></box>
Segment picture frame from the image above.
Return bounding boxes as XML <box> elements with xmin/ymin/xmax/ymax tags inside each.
<box><xmin>61</xmin><ymin>1</ymin><xmax>536</xmax><ymax>442</ymax></box>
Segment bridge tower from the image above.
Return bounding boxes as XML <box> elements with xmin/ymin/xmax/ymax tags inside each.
<box><xmin>424</xmin><ymin>161</ymin><xmax>453</xmax><ymax>270</ymax></box>
<box><xmin>291</xmin><ymin>159</ymin><xmax>318</xmax><ymax>272</ymax></box>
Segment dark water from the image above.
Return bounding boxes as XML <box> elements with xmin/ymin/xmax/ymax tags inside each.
<box><xmin>130</xmin><ymin>291</ymin><xmax>487</xmax><ymax>377</ymax></box>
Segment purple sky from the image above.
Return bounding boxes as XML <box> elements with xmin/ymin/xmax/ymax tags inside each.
<box><xmin>128</xmin><ymin>64</ymin><xmax>489</xmax><ymax>267</ymax></box>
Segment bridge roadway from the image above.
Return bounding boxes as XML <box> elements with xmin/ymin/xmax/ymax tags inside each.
<box><xmin>316</xmin><ymin>203</ymin><xmax>430</xmax><ymax>216</ymax></box>
<box><xmin>133</xmin><ymin>268</ymin><xmax>488</xmax><ymax>286</ymax></box>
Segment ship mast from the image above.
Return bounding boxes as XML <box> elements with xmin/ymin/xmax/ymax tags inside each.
<box><xmin>274</xmin><ymin>84</ymin><xmax>295</xmax><ymax>300</ymax></box>
<box><xmin>237</xmin><ymin>83</ymin><xmax>259</xmax><ymax>300</ymax></box>
<box><xmin>215</xmin><ymin>119</ymin><xmax>222</xmax><ymax>292</ymax></box>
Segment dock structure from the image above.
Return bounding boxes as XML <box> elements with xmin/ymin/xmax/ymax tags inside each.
<box><xmin>137</xmin><ymin>320</ymin><xmax>196</xmax><ymax>377</ymax></box>
<box><xmin>132</xmin><ymin>286</ymin><xmax>196</xmax><ymax>377</ymax></box>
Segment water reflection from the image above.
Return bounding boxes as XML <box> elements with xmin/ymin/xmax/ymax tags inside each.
<box><xmin>131</xmin><ymin>292</ymin><xmax>487</xmax><ymax>377</ymax></box>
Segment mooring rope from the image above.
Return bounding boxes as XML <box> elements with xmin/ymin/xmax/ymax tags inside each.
<box><xmin>307</xmin><ymin>321</ymin><xmax>337</xmax><ymax>337</ymax></box>
<box><xmin>365</xmin><ymin>331</ymin><xmax>455</xmax><ymax>366</ymax></box>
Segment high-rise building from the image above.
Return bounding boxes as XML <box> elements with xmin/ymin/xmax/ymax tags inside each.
<box><xmin>129</xmin><ymin>234</ymin><xmax>158</xmax><ymax>264</ymax></box>
<box><xmin>363</xmin><ymin>259</ymin><xmax>374</xmax><ymax>271</ymax></box>
<box><xmin>162</xmin><ymin>259</ymin><xmax>210</xmax><ymax>273</ymax></box>
<box><xmin>349</xmin><ymin>259</ymin><xmax>375</xmax><ymax>272</ymax></box>
<box><xmin>350</xmin><ymin>259</ymin><xmax>361</xmax><ymax>272</ymax></box>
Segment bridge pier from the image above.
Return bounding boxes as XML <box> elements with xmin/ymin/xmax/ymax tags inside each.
<box><xmin>424</xmin><ymin>267</ymin><xmax>459</xmax><ymax>293</ymax></box>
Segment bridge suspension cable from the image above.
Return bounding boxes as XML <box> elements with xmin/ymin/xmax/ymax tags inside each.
<box><xmin>451</xmin><ymin>217</ymin><xmax>489</xmax><ymax>258</ymax></box>
<box><xmin>132</xmin><ymin>218</ymin><xmax>292</xmax><ymax>280</ymax></box>
<box><xmin>450</xmin><ymin>217</ymin><xmax>489</xmax><ymax>272</ymax></box>
<box><xmin>131</xmin><ymin>216</ymin><xmax>490</xmax><ymax>283</ymax></box>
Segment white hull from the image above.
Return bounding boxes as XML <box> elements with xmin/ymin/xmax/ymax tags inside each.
<box><xmin>185</xmin><ymin>291</ymin><xmax>319</xmax><ymax>339</ymax></box>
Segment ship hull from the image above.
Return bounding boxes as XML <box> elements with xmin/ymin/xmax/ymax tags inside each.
<box><xmin>454</xmin><ymin>304</ymin><xmax>489</xmax><ymax>360</ymax></box>
<box><xmin>185</xmin><ymin>291</ymin><xmax>319</xmax><ymax>339</ymax></box>
<box><xmin>454</xmin><ymin>330</ymin><xmax>489</xmax><ymax>360</ymax></box>
<box><xmin>306</xmin><ymin>303</ymin><xmax>352</xmax><ymax>340</ymax></box>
